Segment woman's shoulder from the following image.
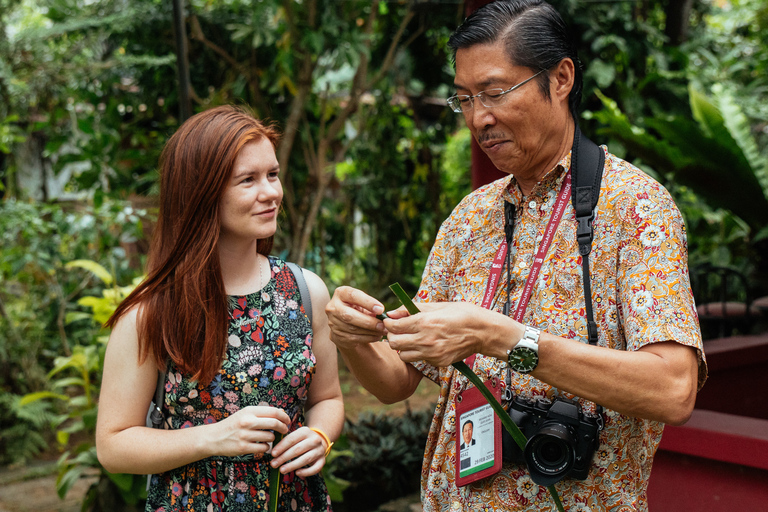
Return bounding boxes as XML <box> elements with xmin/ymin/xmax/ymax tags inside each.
<box><xmin>272</xmin><ymin>257</ymin><xmax>330</xmax><ymax>303</ymax></box>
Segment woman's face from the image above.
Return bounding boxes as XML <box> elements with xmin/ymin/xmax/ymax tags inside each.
<box><xmin>218</xmin><ymin>137</ymin><xmax>283</xmax><ymax>244</ymax></box>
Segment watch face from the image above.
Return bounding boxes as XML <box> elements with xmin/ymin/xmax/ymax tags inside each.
<box><xmin>509</xmin><ymin>347</ymin><xmax>538</xmax><ymax>373</ymax></box>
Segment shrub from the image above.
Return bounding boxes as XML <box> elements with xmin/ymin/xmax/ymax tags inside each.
<box><xmin>330</xmin><ymin>407</ymin><xmax>433</xmax><ymax>512</ymax></box>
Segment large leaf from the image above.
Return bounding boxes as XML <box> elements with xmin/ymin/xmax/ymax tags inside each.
<box><xmin>56</xmin><ymin>466</ymin><xmax>84</xmax><ymax>499</ymax></box>
<box><xmin>19</xmin><ymin>391</ymin><xmax>69</xmax><ymax>405</ymax></box>
<box><xmin>712</xmin><ymin>84</ymin><xmax>768</xmax><ymax>193</ymax></box>
<box><xmin>592</xmin><ymin>89</ymin><xmax>768</xmax><ymax>231</ymax></box>
<box><xmin>65</xmin><ymin>259</ymin><xmax>114</xmax><ymax>285</ymax></box>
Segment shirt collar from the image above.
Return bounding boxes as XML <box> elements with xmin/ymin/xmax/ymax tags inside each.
<box><xmin>502</xmin><ymin>150</ymin><xmax>572</xmax><ymax>205</ymax></box>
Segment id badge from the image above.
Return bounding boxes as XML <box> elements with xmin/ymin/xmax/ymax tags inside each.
<box><xmin>454</xmin><ymin>376</ymin><xmax>502</xmax><ymax>487</ymax></box>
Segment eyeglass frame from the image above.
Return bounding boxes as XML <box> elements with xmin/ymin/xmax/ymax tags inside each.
<box><xmin>446</xmin><ymin>69</ymin><xmax>547</xmax><ymax>113</ymax></box>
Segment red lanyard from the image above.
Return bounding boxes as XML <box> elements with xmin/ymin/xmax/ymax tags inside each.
<box><xmin>466</xmin><ymin>171</ymin><xmax>572</xmax><ymax>367</ymax></box>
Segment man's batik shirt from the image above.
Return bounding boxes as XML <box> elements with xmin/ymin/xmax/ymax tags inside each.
<box><xmin>413</xmin><ymin>149</ymin><xmax>706</xmax><ymax>512</ymax></box>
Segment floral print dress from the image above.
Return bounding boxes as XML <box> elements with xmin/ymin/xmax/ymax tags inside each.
<box><xmin>146</xmin><ymin>257</ymin><xmax>332</xmax><ymax>512</ymax></box>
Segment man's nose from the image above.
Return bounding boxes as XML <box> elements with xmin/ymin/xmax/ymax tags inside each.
<box><xmin>468</xmin><ymin>101</ymin><xmax>496</xmax><ymax>131</ymax></box>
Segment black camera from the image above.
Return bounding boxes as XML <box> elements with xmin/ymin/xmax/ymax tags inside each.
<box><xmin>502</xmin><ymin>396</ymin><xmax>602</xmax><ymax>486</ymax></box>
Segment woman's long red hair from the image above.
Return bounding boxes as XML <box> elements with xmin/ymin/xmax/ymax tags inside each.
<box><xmin>107</xmin><ymin>105</ymin><xmax>280</xmax><ymax>384</ymax></box>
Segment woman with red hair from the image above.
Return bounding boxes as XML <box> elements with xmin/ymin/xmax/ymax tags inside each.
<box><xmin>96</xmin><ymin>105</ymin><xmax>343</xmax><ymax>511</ymax></box>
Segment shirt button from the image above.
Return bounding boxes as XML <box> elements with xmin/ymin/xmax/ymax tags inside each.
<box><xmin>518</xmin><ymin>260</ymin><xmax>527</xmax><ymax>269</ymax></box>
<box><xmin>529</xmin><ymin>200</ymin><xmax>537</xmax><ymax>209</ymax></box>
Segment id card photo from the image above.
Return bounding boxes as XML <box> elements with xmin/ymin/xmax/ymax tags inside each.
<box><xmin>458</xmin><ymin>403</ymin><xmax>495</xmax><ymax>478</ymax></box>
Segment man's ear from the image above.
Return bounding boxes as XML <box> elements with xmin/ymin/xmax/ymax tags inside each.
<box><xmin>551</xmin><ymin>58</ymin><xmax>575</xmax><ymax>103</ymax></box>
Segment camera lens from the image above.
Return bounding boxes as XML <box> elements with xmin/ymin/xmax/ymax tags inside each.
<box><xmin>524</xmin><ymin>423</ymin><xmax>575</xmax><ymax>487</ymax></box>
<box><xmin>538</xmin><ymin>439</ymin><xmax>567</xmax><ymax>466</ymax></box>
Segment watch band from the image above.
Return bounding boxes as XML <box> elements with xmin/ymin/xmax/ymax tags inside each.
<box><xmin>520</xmin><ymin>325</ymin><xmax>541</xmax><ymax>345</ymax></box>
<box><xmin>507</xmin><ymin>325</ymin><xmax>541</xmax><ymax>373</ymax></box>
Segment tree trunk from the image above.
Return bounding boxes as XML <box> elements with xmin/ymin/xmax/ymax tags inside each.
<box><xmin>665</xmin><ymin>0</ymin><xmax>694</xmax><ymax>46</ymax></box>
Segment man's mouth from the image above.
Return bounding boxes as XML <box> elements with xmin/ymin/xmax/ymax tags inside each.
<box><xmin>481</xmin><ymin>139</ymin><xmax>506</xmax><ymax>151</ymax></box>
<box><xmin>478</xmin><ymin>132</ymin><xmax>508</xmax><ymax>151</ymax></box>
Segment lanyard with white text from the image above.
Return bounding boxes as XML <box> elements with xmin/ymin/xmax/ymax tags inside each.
<box><xmin>465</xmin><ymin>171</ymin><xmax>572</xmax><ymax>368</ymax></box>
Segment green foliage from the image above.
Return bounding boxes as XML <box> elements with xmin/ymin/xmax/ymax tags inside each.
<box><xmin>0</xmin><ymin>392</ymin><xmax>50</xmax><ymax>465</ymax></box>
<box><xmin>0</xmin><ymin>198</ymin><xmax>146</xmax><ymax>466</ymax></box>
<box><xmin>321</xmin><ymin>96</ymin><xmax>469</xmax><ymax>297</ymax></box>
<box><xmin>330</xmin><ymin>408</ymin><xmax>433</xmax><ymax>512</ymax></box>
<box><xmin>17</xmin><ymin>260</ymin><xmax>145</xmax><ymax>507</ymax></box>
<box><xmin>587</xmin><ymin>82</ymin><xmax>767</xmax><ymax>280</ymax></box>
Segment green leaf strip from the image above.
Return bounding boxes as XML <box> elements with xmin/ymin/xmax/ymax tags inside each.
<box><xmin>389</xmin><ymin>283</ymin><xmax>421</xmax><ymax>315</ymax></box>
<box><xmin>388</xmin><ymin>282</ymin><xmax>565</xmax><ymax>512</ymax></box>
<box><xmin>268</xmin><ymin>433</ymin><xmax>284</xmax><ymax>512</ymax></box>
<box><xmin>453</xmin><ymin>361</ymin><xmax>564</xmax><ymax>511</ymax></box>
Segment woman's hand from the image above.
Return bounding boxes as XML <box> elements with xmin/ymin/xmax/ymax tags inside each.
<box><xmin>207</xmin><ymin>405</ymin><xmax>291</xmax><ymax>458</ymax></box>
<box><xmin>270</xmin><ymin>427</ymin><xmax>329</xmax><ymax>477</ymax></box>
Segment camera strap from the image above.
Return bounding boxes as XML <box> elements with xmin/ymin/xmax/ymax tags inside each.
<box><xmin>570</xmin><ymin>124</ymin><xmax>604</xmax><ymax>346</ymax></box>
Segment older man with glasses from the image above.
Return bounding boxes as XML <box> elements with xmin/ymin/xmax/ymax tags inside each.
<box><xmin>326</xmin><ymin>1</ymin><xmax>706</xmax><ymax>511</ymax></box>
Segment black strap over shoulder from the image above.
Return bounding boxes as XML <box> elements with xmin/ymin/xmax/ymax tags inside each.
<box><xmin>285</xmin><ymin>261</ymin><xmax>313</xmax><ymax>323</ymax></box>
<box><xmin>570</xmin><ymin>125</ymin><xmax>604</xmax><ymax>346</ymax></box>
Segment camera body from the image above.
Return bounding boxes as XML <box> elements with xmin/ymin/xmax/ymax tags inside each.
<box><xmin>502</xmin><ymin>396</ymin><xmax>602</xmax><ymax>486</ymax></box>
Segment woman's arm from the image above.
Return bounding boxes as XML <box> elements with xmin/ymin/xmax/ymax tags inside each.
<box><xmin>95</xmin><ymin>307</ymin><xmax>290</xmax><ymax>475</ymax></box>
<box><xmin>270</xmin><ymin>270</ymin><xmax>345</xmax><ymax>477</ymax></box>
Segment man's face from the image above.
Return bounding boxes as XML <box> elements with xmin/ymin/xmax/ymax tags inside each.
<box><xmin>453</xmin><ymin>41</ymin><xmax>570</xmax><ymax>181</ymax></box>
<box><xmin>462</xmin><ymin>422</ymin><xmax>473</xmax><ymax>445</ymax></box>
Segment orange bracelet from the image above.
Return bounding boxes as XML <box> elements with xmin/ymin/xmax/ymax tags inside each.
<box><xmin>309</xmin><ymin>427</ymin><xmax>333</xmax><ymax>457</ymax></box>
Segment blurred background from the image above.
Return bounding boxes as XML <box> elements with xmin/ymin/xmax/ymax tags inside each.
<box><xmin>1</xmin><ymin>0</ymin><xmax>767</xmax><ymax>510</ymax></box>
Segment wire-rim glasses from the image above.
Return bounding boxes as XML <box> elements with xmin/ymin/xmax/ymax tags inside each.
<box><xmin>447</xmin><ymin>69</ymin><xmax>546</xmax><ymax>113</ymax></box>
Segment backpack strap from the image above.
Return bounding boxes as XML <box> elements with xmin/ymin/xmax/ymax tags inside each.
<box><xmin>285</xmin><ymin>261</ymin><xmax>313</xmax><ymax>323</ymax></box>
<box><xmin>148</xmin><ymin>369</ymin><xmax>166</xmax><ymax>429</ymax></box>
<box><xmin>147</xmin><ymin>367</ymin><xmax>166</xmax><ymax>489</ymax></box>
<box><xmin>570</xmin><ymin>124</ymin><xmax>605</xmax><ymax>346</ymax></box>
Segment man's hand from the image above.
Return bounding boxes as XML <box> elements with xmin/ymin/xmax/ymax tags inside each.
<box><xmin>325</xmin><ymin>286</ymin><xmax>387</xmax><ymax>350</ymax></box>
<box><xmin>385</xmin><ymin>302</ymin><xmax>521</xmax><ymax>367</ymax></box>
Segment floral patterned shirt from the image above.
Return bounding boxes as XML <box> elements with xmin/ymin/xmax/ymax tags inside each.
<box><xmin>412</xmin><ymin>149</ymin><xmax>706</xmax><ymax>512</ymax></box>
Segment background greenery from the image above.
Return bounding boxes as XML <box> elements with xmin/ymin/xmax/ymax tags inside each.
<box><xmin>1</xmin><ymin>0</ymin><xmax>767</xmax><ymax>510</ymax></box>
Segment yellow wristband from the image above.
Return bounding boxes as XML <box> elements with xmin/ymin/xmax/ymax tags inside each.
<box><xmin>309</xmin><ymin>427</ymin><xmax>334</xmax><ymax>457</ymax></box>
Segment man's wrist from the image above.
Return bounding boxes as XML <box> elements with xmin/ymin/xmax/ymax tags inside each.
<box><xmin>507</xmin><ymin>325</ymin><xmax>541</xmax><ymax>373</ymax></box>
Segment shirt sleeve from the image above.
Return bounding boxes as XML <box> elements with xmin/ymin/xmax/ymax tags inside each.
<box><xmin>612</xmin><ymin>172</ymin><xmax>707</xmax><ymax>388</ymax></box>
<box><xmin>410</xmin><ymin>213</ymin><xmax>455</xmax><ymax>384</ymax></box>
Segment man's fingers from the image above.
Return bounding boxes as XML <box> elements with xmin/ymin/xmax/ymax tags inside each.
<box><xmin>329</xmin><ymin>304</ymin><xmax>385</xmax><ymax>334</ymax></box>
<box><xmin>384</xmin><ymin>304</ymin><xmax>412</xmax><ymax>319</ymax></box>
<box><xmin>335</xmin><ymin>286</ymin><xmax>385</xmax><ymax>316</ymax></box>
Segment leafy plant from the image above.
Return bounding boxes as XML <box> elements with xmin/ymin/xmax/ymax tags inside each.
<box><xmin>586</xmin><ymin>84</ymin><xmax>768</xmax><ymax>284</ymax></box>
<box><xmin>18</xmin><ymin>259</ymin><xmax>145</xmax><ymax>509</ymax></box>
<box><xmin>330</xmin><ymin>407</ymin><xmax>433</xmax><ymax>512</ymax></box>
<box><xmin>0</xmin><ymin>198</ymin><xmax>147</xmax><ymax>466</ymax></box>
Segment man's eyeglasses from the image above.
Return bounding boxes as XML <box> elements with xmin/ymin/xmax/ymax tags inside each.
<box><xmin>447</xmin><ymin>69</ymin><xmax>546</xmax><ymax>113</ymax></box>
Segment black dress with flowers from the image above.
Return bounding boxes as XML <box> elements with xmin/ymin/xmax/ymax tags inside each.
<box><xmin>145</xmin><ymin>257</ymin><xmax>332</xmax><ymax>512</ymax></box>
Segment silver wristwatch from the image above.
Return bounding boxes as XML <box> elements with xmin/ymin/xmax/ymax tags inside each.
<box><xmin>506</xmin><ymin>325</ymin><xmax>541</xmax><ymax>373</ymax></box>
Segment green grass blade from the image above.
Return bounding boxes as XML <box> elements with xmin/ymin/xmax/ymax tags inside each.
<box><xmin>388</xmin><ymin>283</ymin><xmax>421</xmax><ymax>315</ymax></box>
<box><xmin>451</xmin><ymin>361</ymin><xmax>528</xmax><ymax>450</ymax></box>
<box><xmin>268</xmin><ymin>432</ymin><xmax>284</xmax><ymax>512</ymax></box>
<box><xmin>388</xmin><ymin>282</ymin><xmax>565</xmax><ymax>512</ymax></box>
